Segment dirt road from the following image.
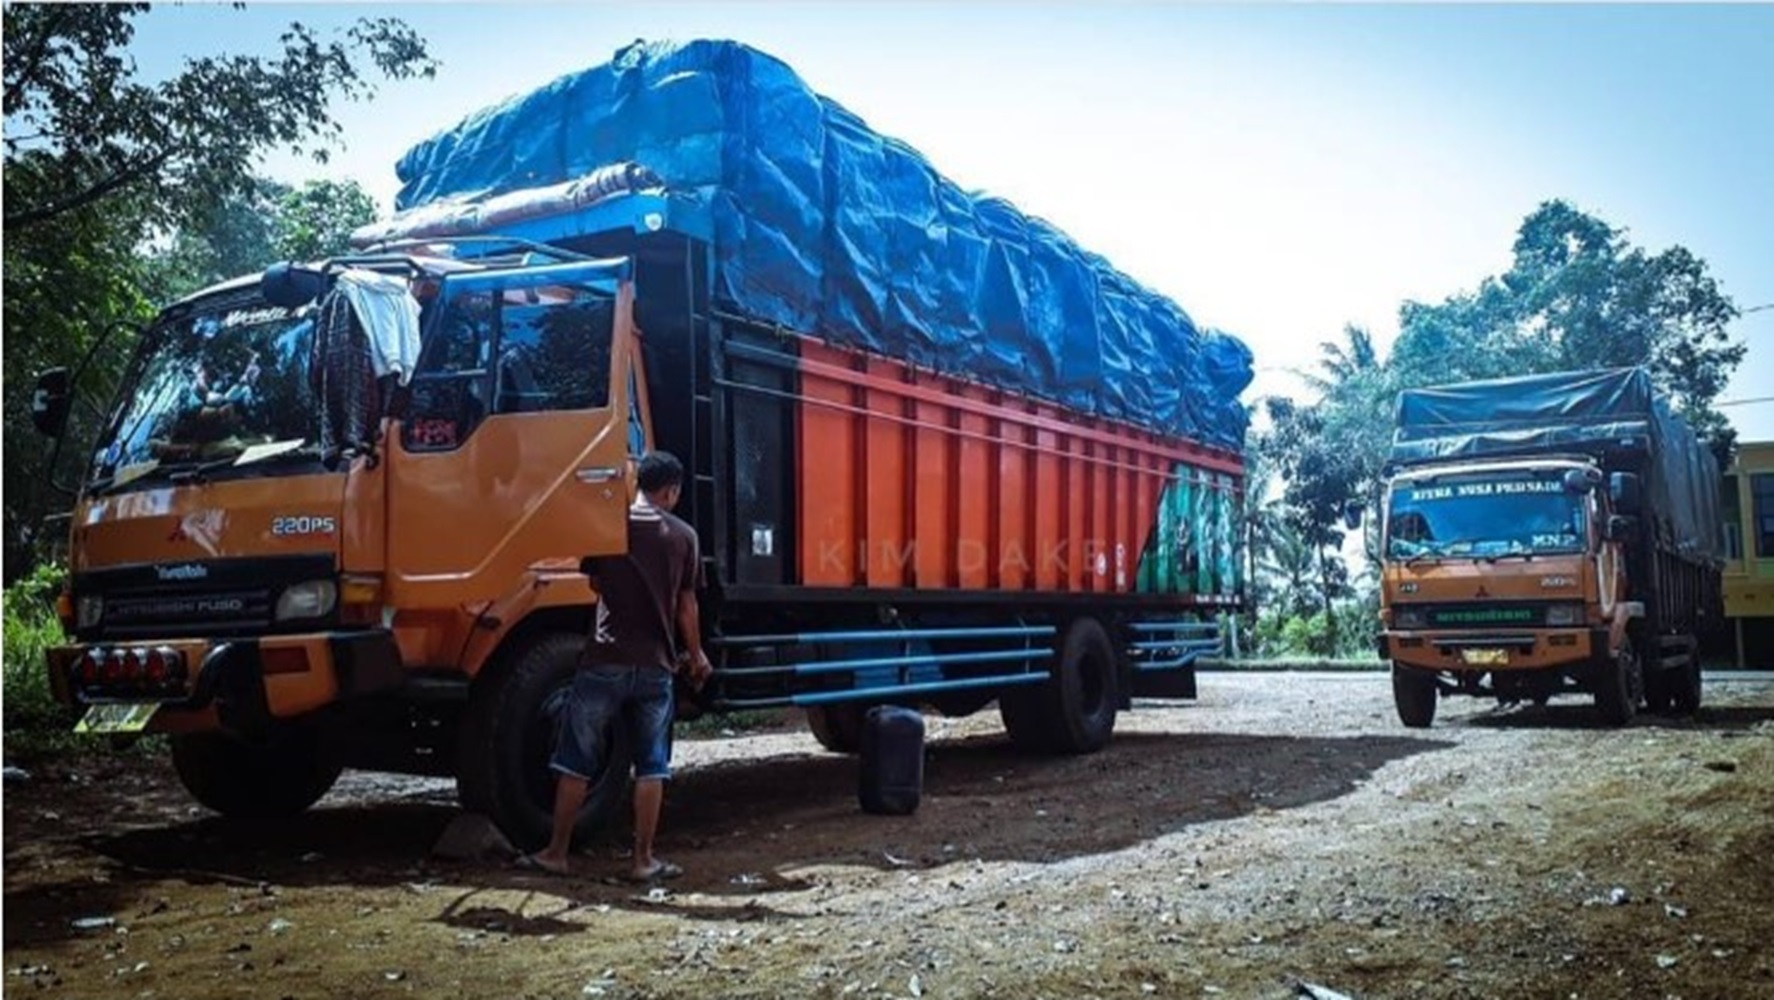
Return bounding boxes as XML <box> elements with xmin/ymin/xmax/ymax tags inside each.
<box><xmin>5</xmin><ymin>673</ymin><xmax>1772</xmax><ymax>999</ymax></box>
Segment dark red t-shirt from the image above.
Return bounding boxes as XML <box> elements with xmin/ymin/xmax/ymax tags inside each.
<box><xmin>581</xmin><ymin>499</ymin><xmax>702</xmax><ymax>671</ymax></box>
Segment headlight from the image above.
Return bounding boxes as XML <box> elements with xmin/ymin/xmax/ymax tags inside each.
<box><xmin>1544</xmin><ymin>604</ymin><xmax>1583</xmax><ymax>627</ymax></box>
<box><xmin>275</xmin><ymin>580</ymin><xmax>338</xmax><ymax>621</ymax></box>
<box><xmin>76</xmin><ymin>594</ymin><xmax>104</xmax><ymax>629</ymax></box>
<box><xmin>1395</xmin><ymin>606</ymin><xmax>1427</xmax><ymax>630</ymax></box>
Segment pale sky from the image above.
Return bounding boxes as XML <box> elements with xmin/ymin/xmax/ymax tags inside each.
<box><xmin>128</xmin><ymin>3</ymin><xmax>1774</xmax><ymax>441</ymax></box>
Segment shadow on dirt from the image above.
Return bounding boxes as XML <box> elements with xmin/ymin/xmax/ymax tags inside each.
<box><xmin>6</xmin><ymin>728</ymin><xmax>1449</xmax><ymax>941</ymax></box>
<box><xmin>1459</xmin><ymin>701</ymin><xmax>1774</xmax><ymax>732</ymax></box>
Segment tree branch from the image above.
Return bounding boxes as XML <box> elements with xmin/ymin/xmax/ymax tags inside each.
<box><xmin>2</xmin><ymin>5</ymin><xmax>76</xmax><ymax>117</ymax></box>
<box><xmin>2</xmin><ymin>145</ymin><xmax>176</xmax><ymax>229</ymax></box>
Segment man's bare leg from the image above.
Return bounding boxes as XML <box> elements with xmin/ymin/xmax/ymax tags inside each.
<box><xmin>531</xmin><ymin>773</ymin><xmax>587</xmax><ymax>873</ymax></box>
<box><xmin>631</xmin><ymin>777</ymin><xmax>665</xmax><ymax>877</ymax></box>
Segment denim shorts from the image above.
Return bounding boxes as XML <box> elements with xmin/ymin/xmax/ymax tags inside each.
<box><xmin>550</xmin><ymin>666</ymin><xmax>675</xmax><ymax>782</ymax></box>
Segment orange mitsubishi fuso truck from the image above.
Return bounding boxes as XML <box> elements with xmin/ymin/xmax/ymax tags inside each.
<box><xmin>1371</xmin><ymin>368</ymin><xmax>1724</xmax><ymax>727</ymax></box>
<box><xmin>29</xmin><ymin>40</ymin><xmax>1251</xmax><ymax>848</ymax></box>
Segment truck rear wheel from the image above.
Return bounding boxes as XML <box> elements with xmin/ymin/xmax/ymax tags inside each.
<box><xmin>457</xmin><ymin>633</ymin><xmax>632</xmax><ymax>851</ymax></box>
<box><xmin>1000</xmin><ymin>617</ymin><xmax>1118</xmax><ymax>754</ymax></box>
<box><xmin>1594</xmin><ymin>641</ymin><xmax>1641</xmax><ymax>726</ymax></box>
<box><xmin>1670</xmin><ymin>658</ymin><xmax>1703</xmax><ymax>716</ymax></box>
<box><xmin>1642</xmin><ymin>663</ymin><xmax>1674</xmax><ymax>714</ymax></box>
<box><xmin>1391</xmin><ymin>664</ymin><xmax>1437</xmax><ymax>728</ymax></box>
<box><xmin>805</xmin><ymin>703</ymin><xmax>868</xmax><ymax>754</ymax></box>
<box><xmin>171</xmin><ymin>720</ymin><xmax>343</xmax><ymax>820</ymax></box>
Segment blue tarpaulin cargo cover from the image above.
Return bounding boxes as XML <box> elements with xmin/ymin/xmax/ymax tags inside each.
<box><xmin>1390</xmin><ymin>367</ymin><xmax>1723</xmax><ymax>565</ymax></box>
<box><xmin>390</xmin><ymin>39</ymin><xmax>1251</xmax><ymax>450</ymax></box>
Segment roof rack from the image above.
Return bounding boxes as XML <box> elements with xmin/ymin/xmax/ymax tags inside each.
<box><xmin>355</xmin><ymin>236</ymin><xmax>594</xmax><ymax>266</ymax></box>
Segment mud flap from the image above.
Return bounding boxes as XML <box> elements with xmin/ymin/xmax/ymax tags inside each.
<box><xmin>1132</xmin><ymin>667</ymin><xmax>1197</xmax><ymax>700</ymax></box>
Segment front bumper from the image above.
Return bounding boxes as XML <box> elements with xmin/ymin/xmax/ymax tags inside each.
<box><xmin>1380</xmin><ymin>627</ymin><xmax>1603</xmax><ymax>673</ymax></box>
<box><xmin>48</xmin><ymin>630</ymin><xmax>403</xmax><ymax>739</ymax></box>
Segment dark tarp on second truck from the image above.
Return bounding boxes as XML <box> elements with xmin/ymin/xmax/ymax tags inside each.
<box><xmin>1388</xmin><ymin>366</ymin><xmax>1724</xmax><ymax>568</ymax></box>
<box><xmin>385</xmin><ymin>38</ymin><xmax>1253</xmax><ymax>449</ymax></box>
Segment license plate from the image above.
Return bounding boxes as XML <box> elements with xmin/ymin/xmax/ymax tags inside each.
<box><xmin>1459</xmin><ymin>648</ymin><xmax>1509</xmax><ymax>666</ymax></box>
<box><xmin>74</xmin><ymin>702</ymin><xmax>160</xmax><ymax>734</ymax></box>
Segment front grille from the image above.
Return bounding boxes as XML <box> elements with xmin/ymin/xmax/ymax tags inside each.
<box><xmin>1420</xmin><ymin>603</ymin><xmax>1549</xmax><ymax>628</ymax></box>
<box><xmin>74</xmin><ymin>554</ymin><xmax>334</xmax><ymax>641</ymax></box>
<box><xmin>102</xmin><ymin>588</ymin><xmax>274</xmax><ymax>637</ymax></box>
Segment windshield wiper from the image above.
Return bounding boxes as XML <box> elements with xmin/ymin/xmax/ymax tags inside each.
<box><xmin>167</xmin><ymin>456</ymin><xmax>239</xmax><ymax>484</ymax></box>
<box><xmin>172</xmin><ymin>447</ymin><xmax>324</xmax><ymax>484</ymax></box>
<box><xmin>1398</xmin><ymin>539</ymin><xmax>1482</xmax><ymax>566</ymax></box>
<box><xmin>88</xmin><ymin>447</ymin><xmax>323</xmax><ymax>492</ymax></box>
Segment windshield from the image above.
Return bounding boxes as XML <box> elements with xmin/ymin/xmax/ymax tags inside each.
<box><xmin>91</xmin><ymin>293</ymin><xmax>320</xmax><ymax>487</ymax></box>
<box><xmin>1386</xmin><ymin>472</ymin><xmax>1587</xmax><ymax>561</ymax></box>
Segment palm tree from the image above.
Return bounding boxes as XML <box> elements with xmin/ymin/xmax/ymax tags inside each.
<box><xmin>1258</xmin><ymin>518</ymin><xmax>1318</xmax><ymax>619</ymax></box>
<box><xmin>1302</xmin><ymin>324</ymin><xmax>1379</xmax><ymax>395</ymax></box>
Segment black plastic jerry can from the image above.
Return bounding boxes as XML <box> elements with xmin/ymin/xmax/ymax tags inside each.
<box><xmin>859</xmin><ymin>705</ymin><xmax>924</xmax><ymax>816</ymax></box>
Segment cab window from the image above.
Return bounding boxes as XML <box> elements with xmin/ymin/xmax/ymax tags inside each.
<box><xmin>494</xmin><ymin>286</ymin><xmax>613</xmax><ymax>413</ymax></box>
<box><xmin>404</xmin><ymin>276</ymin><xmax>614</xmax><ymax>451</ymax></box>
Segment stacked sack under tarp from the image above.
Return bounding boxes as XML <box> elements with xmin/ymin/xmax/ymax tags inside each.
<box><xmin>388</xmin><ymin>39</ymin><xmax>1254</xmax><ymax>450</ymax></box>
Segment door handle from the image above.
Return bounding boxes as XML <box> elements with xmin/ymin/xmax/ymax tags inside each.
<box><xmin>575</xmin><ymin>466</ymin><xmax>620</xmax><ymax>484</ymax></box>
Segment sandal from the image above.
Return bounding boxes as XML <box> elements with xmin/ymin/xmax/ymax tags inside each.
<box><xmin>627</xmin><ymin>859</ymin><xmax>684</xmax><ymax>882</ymax></box>
<box><xmin>514</xmin><ymin>853</ymin><xmax>571</xmax><ymax>877</ymax></box>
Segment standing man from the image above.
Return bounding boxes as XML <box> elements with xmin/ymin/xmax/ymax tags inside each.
<box><xmin>521</xmin><ymin>451</ymin><xmax>712</xmax><ymax>880</ymax></box>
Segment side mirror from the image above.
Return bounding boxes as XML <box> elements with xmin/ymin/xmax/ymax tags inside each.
<box><xmin>260</xmin><ymin>261</ymin><xmax>327</xmax><ymax>309</ymax></box>
<box><xmin>1341</xmin><ymin>500</ymin><xmax>1364</xmax><ymax>531</ymax></box>
<box><xmin>1563</xmin><ymin>468</ymin><xmax>1600</xmax><ymax>494</ymax></box>
<box><xmin>31</xmin><ymin>368</ymin><xmax>72</xmax><ymax>437</ymax></box>
<box><xmin>1608</xmin><ymin>472</ymin><xmax>1642</xmax><ymax>515</ymax></box>
<box><xmin>1606</xmin><ymin>514</ymin><xmax>1638</xmax><ymax>542</ymax></box>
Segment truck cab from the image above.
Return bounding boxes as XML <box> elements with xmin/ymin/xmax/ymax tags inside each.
<box><xmin>36</xmin><ymin>240</ymin><xmax>651</xmax><ymax>836</ymax></box>
<box><xmin>1378</xmin><ymin>457</ymin><xmax>1644</xmax><ymax>723</ymax></box>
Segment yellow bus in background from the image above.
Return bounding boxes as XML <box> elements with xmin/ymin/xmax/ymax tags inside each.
<box><xmin>1722</xmin><ymin>440</ymin><xmax>1774</xmax><ymax>667</ymax></box>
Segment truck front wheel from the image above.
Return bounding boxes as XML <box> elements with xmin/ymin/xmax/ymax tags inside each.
<box><xmin>171</xmin><ymin>720</ymin><xmax>343</xmax><ymax>820</ymax></box>
<box><xmin>1000</xmin><ymin>617</ymin><xmax>1119</xmax><ymax>754</ymax></box>
<box><xmin>1593</xmin><ymin>641</ymin><xmax>1642</xmax><ymax>726</ymax></box>
<box><xmin>457</xmin><ymin>633</ymin><xmax>632</xmax><ymax>851</ymax></box>
<box><xmin>1391</xmin><ymin>664</ymin><xmax>1438</xmax><ymax>728</ymax></box>
<box><xmin>805</xmin><ymin>703</ymin><xmax>867</xmax><ymax>754</ymax></box>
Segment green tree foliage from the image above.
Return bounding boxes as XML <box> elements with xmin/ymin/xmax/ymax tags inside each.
<box><xmin>1259</xmin><ymin>200</ymin><xmax>1745</xmax><ymax>577</ymax></box>
<box><xmin>142</xmin><ymin>178</ymin><xmax>287</xmax><ymax>303</ymax></box>
<box><xmin>2</xmin><ymin>4</ymin><xmax>434</xmax><ymax>580</ymax></box>
<box><xmin>2</xmin><ymin>564</ymin><xmax>79</xmax><ymax>751</ymax></box>
<box><xmin>275</xmin><ymin>178</ymin><xmax>379</xmax><ymax>262</ymax></box>
<box><xmin>4</xmin><ymin>5</ymin><xmax>432</xmax><ymax>233</ymax></box>
<box><xmin>1393</xmin><ymin>200</ymin><xmax>1744</xmax><ymax>459</ymax></box>
<box><xmin>145</xmin><ymin>177</ymin><xmax>381</xmax><ymax>303</ymax></box>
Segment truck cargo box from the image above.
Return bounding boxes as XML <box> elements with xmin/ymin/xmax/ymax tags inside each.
<box><xmin>384</xmin><ymin>38</ymin><xmax>1252</xmax><ymax>451</ymax></box>
<box><xmin>1389</xmin><ymin>367</ymin><xmax>1723</xmax><ymax>568</ymax></box>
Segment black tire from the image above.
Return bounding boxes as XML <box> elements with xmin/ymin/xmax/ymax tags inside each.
<box><xmin>806</xmin><ymin>703</ymin><xmax>868</xmax><ymax>754</ymax></box>
<box><xmin>171</xmin><ymin>720</ymin><xmax>343</xmax><ymax>820</ymax></box>
<box><xmin>1642</xmin><ymin>660</ymin><xmax>1674</xmax><ymax>715</ymax></box>
<box><xmin>1391</xmin><ymin>664</ymin><xmax>1438</xmax><ymax>729</ymax></box>
<box><xmin>1594</xmin><ymin>640</ymin><xmax>1641</xmax><ymax>726</ymax></box>
<box><xmin>999</xmin><ymin>617</ymin><xmax>1119</xmax><ymax>755</ymax></box>
<box><xmin>1670</xmin><ymin>657</ymin><xmax>1703</xmax><ymax>716</ymax></box>
<box><xmin>457</xmin><ymin>633</ymin><xmax>632</xmax><ymax>851</ymax></box>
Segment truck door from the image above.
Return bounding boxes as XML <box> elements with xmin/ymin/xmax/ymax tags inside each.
<box><xmin>385</xmin><ymin>259</ymin><xmax>641</xmax><ymax>609</ymax></box>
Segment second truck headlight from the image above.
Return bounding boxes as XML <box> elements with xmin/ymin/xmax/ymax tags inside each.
<box><xmin>1395</xmin><ymin>606</ymin><xmax>1427</xmax><ymax>630</ymax></box>
<box><xmin>1544</xmin><ymin>604</ymin><xmax>1583</xmax><ymax>627</ymax></box>
<box><xmin>275</xmin><ymin>580</ymin><xmax>338</xmax><ymax>621</ymax></box>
